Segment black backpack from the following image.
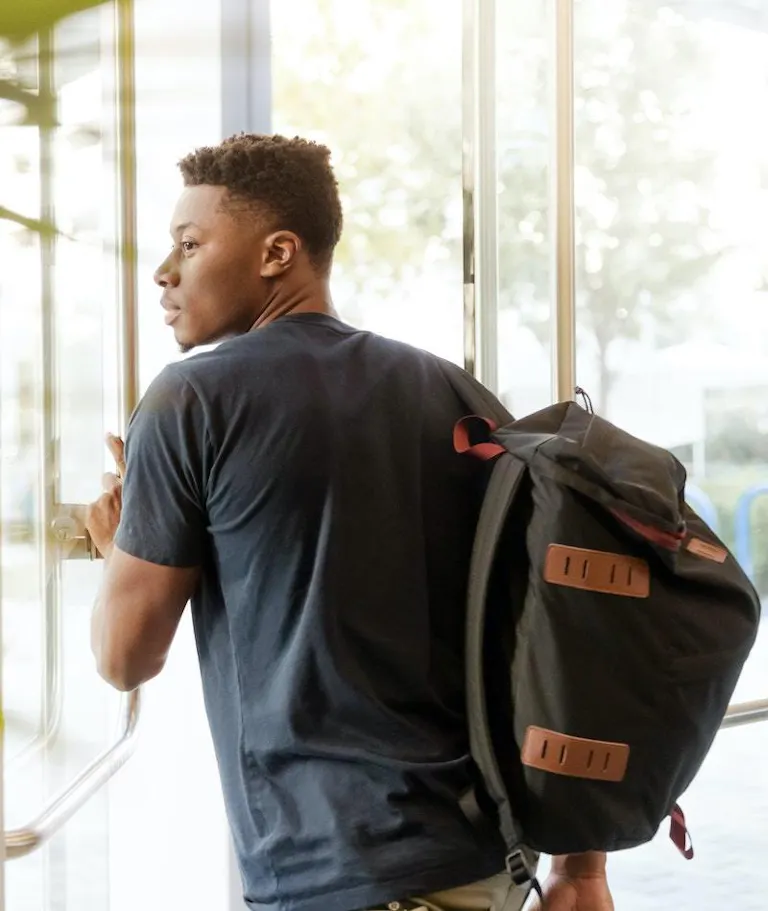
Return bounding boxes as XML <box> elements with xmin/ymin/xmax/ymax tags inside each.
<box><xmin>442</xmin><ymin>363</ymin><xmax>761</xmax><ymax>892</ymax></box>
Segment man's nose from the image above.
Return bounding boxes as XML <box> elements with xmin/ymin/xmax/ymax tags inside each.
<box><xmin>154</xmin><ymin>256</ymin><xmax>179</xmax><ymax>288</ymax></box>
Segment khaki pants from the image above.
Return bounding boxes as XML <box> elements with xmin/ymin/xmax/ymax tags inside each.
<box><xmin>379</xmin><ymin>873</ymin><xmax>531</xmax><ymax>911</ymax></box>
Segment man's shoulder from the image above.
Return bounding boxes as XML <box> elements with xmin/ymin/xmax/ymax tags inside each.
<box><xmin>156</xmin><ymin>344</ymin><xmax>248</xmax><ymax>396</ymax></box>
<box><xmin>144</xmin><ymin>324</ymin><xmax>459</xmax><ymax>414</ymax></box>
<box><xmin>344</xmin><ymin>326</ymin><xmax>457</xmax><ymax>381</ymax></box>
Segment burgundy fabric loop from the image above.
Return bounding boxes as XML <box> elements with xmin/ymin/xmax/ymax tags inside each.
<box><xmin>453</xmin><ymin>416</ymin><xmax>505</xmax><ymax>461</ymax></box>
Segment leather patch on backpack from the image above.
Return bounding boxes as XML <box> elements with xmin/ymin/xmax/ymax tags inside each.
<box><xmin>686</xmin><ymin>538</ymin><xmax>728</xmax><ymax>564</ymax></box>
<box><xmin>521</xmin><ymin>726</ymin><xmax>630</xmax><ymax>782</ymax></box>
<box><xmin>544</xmin><ymin>544</ymin><xmax>650</xmax><ymax>598</ymax></box>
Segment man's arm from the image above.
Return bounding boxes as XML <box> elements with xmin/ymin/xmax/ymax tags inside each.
<box><xmin>90</xmin><ymin>543</ymin><xmax>200</xmax><ymax>691</ymax></box>
<box><xmin>85</xmin><ymin>372</ymin><xmax>208</xmax><ymax>691</ymax></box>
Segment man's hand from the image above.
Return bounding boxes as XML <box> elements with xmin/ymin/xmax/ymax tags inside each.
<box><xmin>85</xmin><ymin>434</ymin><xmax>126</xmax><ymax>560</ymax></box>
<box><xmin>528</xmin><ymin>854</ymin><xmax>614</xmax><ymax>911</ymax></box>
<box><xmin>528</xmin><ymin>873</ymin><xmax>614</xmax><ymax>911</ymax></box>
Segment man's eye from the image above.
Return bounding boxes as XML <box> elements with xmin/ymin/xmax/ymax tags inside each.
<box><xmin>181</xmin><ymin>240</ymin><xmax>198</xmax><ymax>253</ymax></box>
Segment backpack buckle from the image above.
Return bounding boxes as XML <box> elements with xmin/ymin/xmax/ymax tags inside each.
<box><xmin>505</xmin><ymin>848</ymin><xmax>535</xmax><ymax>886</ymax></box>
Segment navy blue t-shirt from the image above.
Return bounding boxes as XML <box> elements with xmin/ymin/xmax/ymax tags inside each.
<box><xmin>115</xmin><ymin>313</ymin><xmax>505</xmax><ymax>911</ymax></box>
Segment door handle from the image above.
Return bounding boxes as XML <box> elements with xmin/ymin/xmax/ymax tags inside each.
<box><xmin>5</xmin><ymin>689</ymin><xmax>140</xmax><ymax>858</ymax></box>
<box><xmin>50</xmin><ymin>503</ymin><xmax>102</xmax><ymax>560</ymax></box>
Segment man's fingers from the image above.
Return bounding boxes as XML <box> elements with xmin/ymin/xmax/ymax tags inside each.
<box><xmin>101</xmin><ymin>472</ymin><xmax>122</xmax><ymax>493</ymax></box>
<box><xmin>106</xmin><ymin>433</ymin><xmax>126</xmax><ymax>477</ymax></box>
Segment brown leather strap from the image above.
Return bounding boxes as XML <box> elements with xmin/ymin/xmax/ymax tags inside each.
<box><xmin>543</xmin><ymin>543</ymin><xmax>650</xmax><ymax>598</ymax></box>
<box><xmin>521</xmin><ymin>726</ymin><xmax>630</xmax><ymax>782</ymax></box>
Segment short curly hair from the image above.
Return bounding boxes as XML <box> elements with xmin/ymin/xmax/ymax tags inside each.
<box><xmin>178</xmin><ymin>133</ymin><xmax>343</xmax><ymax>271</ymax></box>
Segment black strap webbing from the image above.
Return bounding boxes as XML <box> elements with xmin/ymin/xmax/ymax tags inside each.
<box><xmin>439</xmin><ymin>360</ymin><xmax>538</xmax><ymax>883</ymax></box>
<box><xmin>465</xmin><ymin>453</ymin><xmax>527</xmax><ymax>851</ymax></box>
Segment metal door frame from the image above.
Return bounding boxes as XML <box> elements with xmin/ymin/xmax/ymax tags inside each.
<box><xmin>2</xmin><ymin>0</ymin><xmax>141</xmax><ymax>884</ymax></box>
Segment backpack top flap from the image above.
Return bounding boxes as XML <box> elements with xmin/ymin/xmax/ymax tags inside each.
<box><xmin>493</xmin><ymin>402</ymin><xmax>687</xmax><ymax>543</ymax></box>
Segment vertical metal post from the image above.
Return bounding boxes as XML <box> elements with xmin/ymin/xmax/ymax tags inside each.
<box><xmin>552</xmin><ymin>0</ymin><xmax>576</xmax><ymax>402</ymax></box>
<box><xmin>462</xmin><ymin>0</ymin><xmax>498</xmax><ymax>389</ymax></box>
<box><xmin>0</xmin><ymin>415</ymin><xmax>4</xmax><ymax>910</ymax></box>
<box><xmin>221</xmin><ymin>0</ymin><xmax>272</xmax><ymax>137</ymax></box>
<box><xmin>461</xmin><ymin>0</ymin><xmax>476</xmax><ymax>379</ymax></box>
<box><xmin>38</xmin><ymin>28</ymin><xmax>63</xmax><ymax>754</ymax></box>
<box><xmin>220</xmin><ymin>5</ymin><xmax>272</xmax><ymax>909</ymax></box>
<box><xmin>37</xmin><ymin>30</ymin><xmax>64</xmax><ymax>910</ymax></box>
<box><xmin>116</xmin><ymin>0</ymin><xmax>139</xmax><ymax>420</ymax></box>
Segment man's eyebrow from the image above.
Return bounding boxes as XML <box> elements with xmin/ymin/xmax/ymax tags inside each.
<box><xmin>170</xmin><ymin>220</ymin><xmax>199</xmax><ymax>236</ymax></box>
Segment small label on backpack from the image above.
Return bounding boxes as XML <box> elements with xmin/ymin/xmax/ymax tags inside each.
<box><xmin>686</xmin><ymin>538</ymin><xmax>728</xmax><ymax>564</ymax></box>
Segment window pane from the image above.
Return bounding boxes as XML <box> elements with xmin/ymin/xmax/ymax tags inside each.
<box><xmin>272</xmin><ymin>0</ymin><xmax>464</xmax><ymax>362</ymax></box>
<box><xmin>0</xmin><ymin>34</ymin><xmax>47</xmax><ymax>911</ymax></box>
<box><xmin>1</xmin><ymin>9</ymin><xmax>119</xmax><ymax>908</ymax></box>
<box><xmin>133</xmin><ymin>7</ymin><xmax>228</xmax><ymax>391</ymax></box>
<box><xmin>105</xmin><ymin>4</ymin><xmax>234</xmax><ymax>909</ymax></box>
<box><xmin>0</xmin><ymin>90</ymin><xmax>44</xmax><ymax>768</ymax></box>
<box><xmin>573</xmin><ymin>1</ymin><xmax>768</xmax><ymax>904</ymax></box>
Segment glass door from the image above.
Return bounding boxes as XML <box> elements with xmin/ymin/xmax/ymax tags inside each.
<box><xmin>0</xmin><ymin>2</ymin><xmax>138</xmax><ymax>908</ymax></box>
<box><xmin>567</xmin><ymin>2</ymin><xmax>768</xmax><ymax>906</ymax></box>
<box><xmin>488</xmin><ymin>0</ymin><xmax>768</xmax><ymax>906</ymax></box>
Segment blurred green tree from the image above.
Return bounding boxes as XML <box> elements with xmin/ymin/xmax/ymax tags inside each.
<box><xmin>0</xmin><ymin>0</ymin><xmax>108</xmax><ymax>232</ymax></box>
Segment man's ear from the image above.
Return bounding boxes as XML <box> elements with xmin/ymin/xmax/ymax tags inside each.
<box><xmin>260</xmin><ymin>231</ymin><xmax>301</xmax><ymax>277</ymax></box>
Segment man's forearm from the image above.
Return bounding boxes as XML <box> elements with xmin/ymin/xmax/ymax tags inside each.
<box><xmin>90</xmin><ymin>547</ymin><xmax>113</xmax><ymax>668</ymax></box>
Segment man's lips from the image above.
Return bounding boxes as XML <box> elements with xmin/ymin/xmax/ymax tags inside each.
<box><xmin>161</xmin><ymin>296</ymin><xmax>181</xmax><ymax>325</ymax></box>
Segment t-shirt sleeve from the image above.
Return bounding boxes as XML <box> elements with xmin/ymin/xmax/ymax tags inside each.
<box><xmin>114</xmin><ymin>366</ymin><xmax>208</xmax><ymax>567</ymax></box>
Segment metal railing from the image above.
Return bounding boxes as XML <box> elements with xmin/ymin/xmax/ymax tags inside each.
<box><xmin>5</xmin><ymin>690</ymin><xmax>140</xmax><ymax>859</ymax></box>
<box><xmin>720</xmin><ymin>697</ymin><xmax>768</xmax><ymax>730</ymax></box>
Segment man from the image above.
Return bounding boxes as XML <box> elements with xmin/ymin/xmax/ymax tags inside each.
<box><xmin>86</xmin><ymin>133</ymin><xmax>614</xmax><ymax>911</ymax></box>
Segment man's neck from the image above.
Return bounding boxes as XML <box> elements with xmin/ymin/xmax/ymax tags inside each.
<box><xmin>249</xmin><ymin>277</ymin><xmax>337</xmax><ymax>331</ymax></box>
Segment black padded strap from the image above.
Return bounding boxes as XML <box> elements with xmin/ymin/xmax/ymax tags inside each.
<box><xmin>465</xmin><ymin>454</ymin><xmax>526</xmax><ymax>851</ymax></box>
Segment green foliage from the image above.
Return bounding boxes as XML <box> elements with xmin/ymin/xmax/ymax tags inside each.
<box><xmin>0</xmin><ymin>0</ymin><xmax>105</xmax><ymax>42</ymax></box>
<box><xmin>0</xmin><ymin>0</ymin><xmax>109</xmax><ymax>235</ymax></box>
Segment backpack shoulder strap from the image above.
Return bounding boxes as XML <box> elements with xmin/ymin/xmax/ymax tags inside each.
<box><xmin>466</xmin><ymin>453</ymin><xmax>530</xmax><ymax>861</ymax></box>
<box><xmin>438</xmin><ymin>358</ymin><xmax>514</xmax><ymax>427</ymax></box>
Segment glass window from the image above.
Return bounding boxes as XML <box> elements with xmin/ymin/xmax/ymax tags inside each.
<box><xmin>106</xmin><ymin>4</ymin><xmax>234</xmax><ymax>910</ymax></box>
<box><xmin>572</xmin><ymin>1</ymin><xmax>768</xmax><ymax>904</ymax></box>
<box><xmin>1</xmin><ymin>7</ymin><xmax>120</xmax><ymax>908</ymax></box>
<box><xmin>0</xmin><ymin>35</ymin><xmax>45</xmax><ymax>770</ymax></box>
<box><xmin>271</xmin><ymin>0</ymin><xmax>464</xmax><ymax>363</ymax></box>
<box><xmin>132</xmin><ymin>2</ymin><xmax>229</xmax><ymax>391</ymax></box>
